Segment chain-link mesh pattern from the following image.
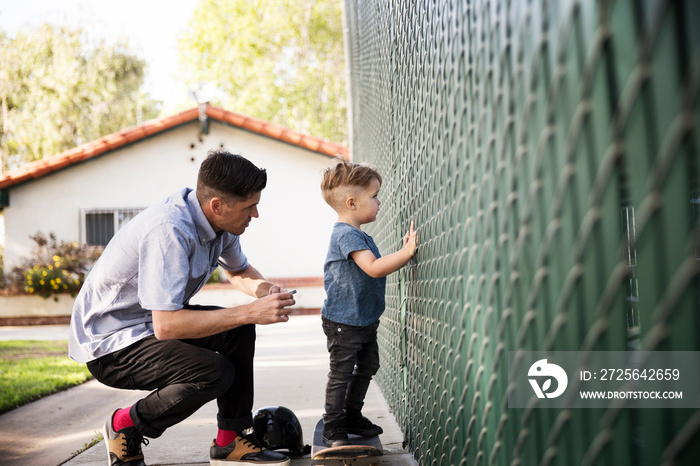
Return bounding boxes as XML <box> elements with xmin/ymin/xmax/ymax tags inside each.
<box><xmin>344</xmin><ymin>1</ymin><xmax>699</xmax><ymax>464</ymax></box>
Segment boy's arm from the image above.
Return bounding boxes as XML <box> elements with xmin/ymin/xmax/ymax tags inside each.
<box><xmin>350</xmin><ymin>222</ymin><xmax>418</xmax><ymax>278</ymax></box>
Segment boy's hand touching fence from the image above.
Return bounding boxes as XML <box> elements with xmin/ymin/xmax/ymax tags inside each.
<box><xmin>403</xmin><ymin>221</ymin><xmax>418</xmax><ymax>257</ymax></box>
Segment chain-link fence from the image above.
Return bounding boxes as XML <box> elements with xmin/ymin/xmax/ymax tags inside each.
<box><xmin>343</xmin><ymin>0</ymin><xmax>699</xmax><ymax>464</ymax></box>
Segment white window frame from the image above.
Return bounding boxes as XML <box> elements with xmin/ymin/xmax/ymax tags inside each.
<box><xmin>80</xmin><ymin>208</ymin><xmax>145</xmax><ymax>246</ymax></box>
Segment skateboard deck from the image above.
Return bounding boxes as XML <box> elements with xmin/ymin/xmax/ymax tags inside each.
<box><xmin>311</xmin><ymin>418</ymin><xmax>383</xmax><ymax>465</ymax></box>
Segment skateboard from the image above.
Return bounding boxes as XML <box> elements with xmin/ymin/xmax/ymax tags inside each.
<box><xmin>311</xmin><ymin>418</ymin><xmax>383</xmax><ymax>465</ymax></box>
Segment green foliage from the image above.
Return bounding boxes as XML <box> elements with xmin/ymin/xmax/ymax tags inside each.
<box><xmin>24</xmin><ymin>262</ymin><xmax>81</xmax><ymax>298</ymax></box>
<box><xmin>179</xmin><ymin>0</ymin><xmax>347</xmax><ymax>144</ymax></box>
<box><xmin>69</xmin><ymin>431</ymin><xmax>104</xmax><ymax>460</ymax></box>
<box><xmin>6</xmin><ymin>232</ymin><xmax>103</xmax><ymax>299</ymax></box>
<box><xmin>0</xmin><ymin>340</ymin><xmax>92</xmax><ymax>414</ymax></box>
<box><xmin>0</xmin><ymin>24</ymin><xmax>161</xmax><ymax>171</ymax></box>
<box><xmin>207</xmin><ymin>266</ymin><xmax>224</xmax><ymax>284</ymax></box>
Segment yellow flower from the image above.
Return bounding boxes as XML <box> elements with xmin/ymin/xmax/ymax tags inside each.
<box><xmin>40</xmin><ymin>280</ymin><xmax>45</xmax><ymax>285</ymax></box>
<box><xmin>56</xmin><ymin>278</ymin><xmax>62</xmax><ymax>284</ymax></box>
<box><xmin>52</xmin><ymin>255</ymin><xmax>61</xmax><ymax>262</ymax></box>
<box><xmin>28</xmin><ymin>287</ymin><xmax>34</xmax><ymax>293</ymax></box>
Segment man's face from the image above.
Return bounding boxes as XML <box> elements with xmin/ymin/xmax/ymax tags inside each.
<box><xmin>218</xmin><ymin>191</ymin><xmax>261</xmax><ymax>235</ymax></box>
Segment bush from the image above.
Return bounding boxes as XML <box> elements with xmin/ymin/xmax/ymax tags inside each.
<box><xmin>6</xmin><ymin>232</ymin><xmax>103</xmax><ymax>300</ymax></box>
<box><xmin>207</xmin><ymin>267</ymin><xmax>224</xmax><ymax>284</ymax></box>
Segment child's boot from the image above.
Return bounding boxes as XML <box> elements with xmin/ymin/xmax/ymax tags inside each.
<box><xmin>345</xmin><ymin>409</ymin><xmax>383</xmax><ymax>437</ymax></box>
<box><xmin>322</xmin><ymin>421</ymin><xmax>350</xmax><ymax>447</ymax></box>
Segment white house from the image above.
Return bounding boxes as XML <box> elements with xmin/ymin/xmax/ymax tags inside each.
<box><xmin>0</xmin><ymin>105</ymin><xmax>347</xmax><ymax>317</ymax></box>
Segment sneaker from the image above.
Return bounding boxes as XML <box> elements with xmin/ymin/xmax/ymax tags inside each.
<box><xmin>322</xmin><ymin>424</ymin><xmax>350</xmax><ymax>447</ymax></box>
<box><xmin>345</xmin><ymin>410</ymin><xmax>383</xmax><ymax>437</ymax></box>
<box><xmin>210</xmin><ymin>433</ymin><xmax>290</xmax><ymax>465</ymax></box>
<box><xmin>103</xmin><ymin>410</ymin><xmax>148</xmax><ymax>466</ymax></box>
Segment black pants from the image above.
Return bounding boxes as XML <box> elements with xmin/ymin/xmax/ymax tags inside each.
<box><xmin>322</xmin><ymin>317</ymin><xmax>380</xmax><ymax>426</ymax></box>
<box><xmin>87</xmin><ymin>305</ymin><xmax>255</xmax><ymax>439</ymax></box>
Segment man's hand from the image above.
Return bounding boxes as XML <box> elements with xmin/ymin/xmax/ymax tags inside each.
<box><xmin>152</xmin><ymin>289</ymin><xmax>296</xmax><ymax>339</ymax></box>
<box><xmin>248</xmin><ymin>291</ymin><xmax>296</xmax><ymax>324</ymax></box>
<box><xmin>267</xmin><ymin>285</ymin><xmax>283</xmax><ymax>295</ymax></box>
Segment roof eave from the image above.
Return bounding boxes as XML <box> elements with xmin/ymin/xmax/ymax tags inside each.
<box><xmin>0</xmin><ymin>105</ymin><xmax>349</xmax><ymax>193</ymax></box>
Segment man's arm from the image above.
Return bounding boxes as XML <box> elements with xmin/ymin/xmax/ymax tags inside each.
<box><xmin>152</xmin><ymin>264</ymin><xmax>293</xmax><ymax>340</ymax></box>
<box><xmin>152</xmin><ymin>292</ymin><xmax>295</xmax><ymax>340</ymax></box>
<box><xmin>224</xmin><ymin>265</ymin><xmax>278</xmax><ymax>298</ymax></box>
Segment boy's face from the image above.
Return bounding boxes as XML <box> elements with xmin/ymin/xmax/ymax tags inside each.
<box><xmin>353</xmin><ymin>177</ymin><xmax>381</xmax><ymax>224</ymax></box>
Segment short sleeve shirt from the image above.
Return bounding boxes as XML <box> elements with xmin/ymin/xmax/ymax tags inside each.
<box><xmin>68</xmin><ymin>188</ymin><xmax>249</xmax><ymax>363</ymax></box>
<box><xmin>321</xmin><ymin>222</ymin><xmax>386</xmax><ymax>326</ymax></box>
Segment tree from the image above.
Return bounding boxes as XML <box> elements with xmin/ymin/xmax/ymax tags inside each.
<box><xmin>178</xmin><ymin>0</ymin><xmax>347</xmax><ymax>145</ymax></box>
<box><xmin>0</xmin><ymin>24</ymin><xmax>160</xmax><ymax>173</ymax></box>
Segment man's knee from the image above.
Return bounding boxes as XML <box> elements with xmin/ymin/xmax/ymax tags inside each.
<box><xmin>205</xmin><ymin>353</ymin><xmax>237</xmax><ymax>395</ymax></box>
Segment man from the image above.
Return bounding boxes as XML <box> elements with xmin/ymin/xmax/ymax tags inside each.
<box><xmin>69</xmin><ymin>150</ymin><xmax>294</xmax><ymax>466</ymax></box>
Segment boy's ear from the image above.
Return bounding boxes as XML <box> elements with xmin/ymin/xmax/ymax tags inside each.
<box><xmin>345</xmin><ymin>196</ymin><xmax>356</xmax><ymax>210</ymax></box>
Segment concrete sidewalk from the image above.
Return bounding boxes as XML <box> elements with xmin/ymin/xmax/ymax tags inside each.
<box><xmin>0</xmin><ymin>315</ymin><xmax>417</xmax><ymax>465</ymax></box>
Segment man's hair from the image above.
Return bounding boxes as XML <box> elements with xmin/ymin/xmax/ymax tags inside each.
<box><xmin>320</xmin><ymin>160</ymin><xmax>382</xmax><ymax>210</ymax></box>
<box><xmin>197</xmin><ymin>149</ymin><xmax>267</xmax><ymax>204</ymax></box>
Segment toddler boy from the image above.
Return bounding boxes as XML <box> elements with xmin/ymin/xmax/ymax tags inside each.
<box><xmin>319</xmin><ymin>160</ymin><xmax>417</xmax><ymax>446</ymax></box>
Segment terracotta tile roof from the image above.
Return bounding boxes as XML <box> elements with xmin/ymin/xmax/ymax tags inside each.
<box><xmin>0</xmin><ymin>105</ymin><xmax>348</xmax><ymax>191</ymax></box>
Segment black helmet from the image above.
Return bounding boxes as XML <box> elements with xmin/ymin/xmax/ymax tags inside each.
<box><xmin>252</xmin><ymin>406</ymin><xmax>305</xmax><ymax>455</ymax></box>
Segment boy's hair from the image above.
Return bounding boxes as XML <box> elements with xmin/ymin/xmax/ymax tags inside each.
<box><xmin>321</xmin><ymin>160</ymin><xmax>383</xmax><ymax>210</ymax></box>
<box><xmin>197</xmin><ymin>149</ymin><xmax>267</xmax><ymax>204</ymax></box>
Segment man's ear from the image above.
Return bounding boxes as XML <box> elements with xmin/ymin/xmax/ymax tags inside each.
<box><xmin>210</xmin><ymin>197</ymin><xmax>224</xmax><ymax>215</ymax></box>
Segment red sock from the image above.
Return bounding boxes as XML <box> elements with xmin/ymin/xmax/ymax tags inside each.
<box><xmin>216</xmin><ymin>429</ymin><xmax>237</xmax><ymax>447</ymax></box>
<box><xmin>113</xmin><ymin>407</ymin><xmax>135</xmax><ymax>431</ymax></box>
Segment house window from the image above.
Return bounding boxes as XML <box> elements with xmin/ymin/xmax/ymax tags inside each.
<box><xmin>83</xmin><ymin>208</ymin><xmax>144</xmax><ymax>246</ymax></box>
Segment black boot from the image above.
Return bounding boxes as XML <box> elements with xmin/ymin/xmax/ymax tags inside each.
<box><xmin>345</xmin><ymin>410</ymin><xmax>383</xmax><ymax>437</ymax></box>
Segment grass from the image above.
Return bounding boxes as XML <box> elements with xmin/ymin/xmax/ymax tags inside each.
<box><xmin>0</xmin><ymin>340</ymin><xmax>92</xmax><ymax>414</ymax></box>
<box><xmin>69</xmin><ymin>430</ymin><xmax>104</xmax><ymax>460</ymax></box>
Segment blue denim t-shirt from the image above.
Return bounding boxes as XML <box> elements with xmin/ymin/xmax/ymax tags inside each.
<box><xmin>322</xmin><ymin>222</ymin><xmax>386</xmax><ymax>326</ymax></box>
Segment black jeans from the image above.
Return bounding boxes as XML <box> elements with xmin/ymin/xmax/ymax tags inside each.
<box><xmin>322</xmin><ymin>316</ymin><xmax>380</xmax><ymax>426</ymax></box>
<box><xmin>86</xmin><ymin>305</ymin><xmax>255</xmax><ymax>439</ymax></box>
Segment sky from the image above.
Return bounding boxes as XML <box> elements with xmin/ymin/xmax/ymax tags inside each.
<box><xmin>0</xmin><ymin>0</ymin><xmax>200</xmax><ymax>111</ymax></box>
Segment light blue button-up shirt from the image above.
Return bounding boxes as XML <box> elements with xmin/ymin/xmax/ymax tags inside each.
<box><xmin>69</xmin><ymin>188</ymin><xmax>249</xmax><ymax>363</ymax></box>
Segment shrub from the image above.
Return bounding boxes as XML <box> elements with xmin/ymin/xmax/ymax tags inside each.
<box><xmin>6</xmin><ymin>232</ymin><xmax>103</xmax><ymax>300</ymax></box>
<box><xmin>207</xmin><ymin>267</ymin><xmax>224</xmax><ymax>284</ymax></box>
